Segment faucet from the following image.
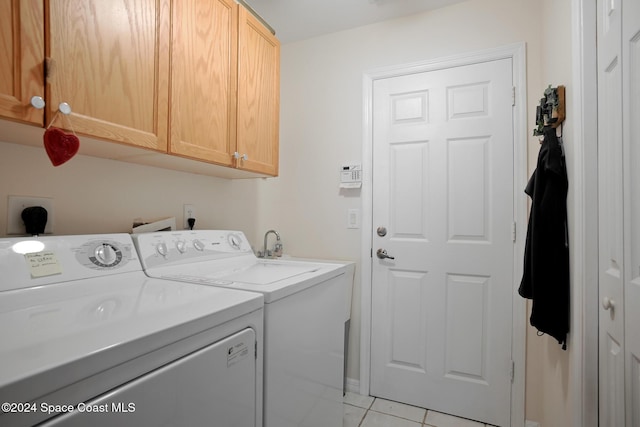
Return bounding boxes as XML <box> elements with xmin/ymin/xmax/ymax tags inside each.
<box><xmin>260</xmin><ymin>229</ymin><xmax>281</xmax><ymax>258</ymax></box>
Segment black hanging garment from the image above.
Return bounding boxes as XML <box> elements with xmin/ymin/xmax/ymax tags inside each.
<box><xmin>518</xmin><ymin>127</ymin><xmax>570</xmax><ymax>349</ymax></box>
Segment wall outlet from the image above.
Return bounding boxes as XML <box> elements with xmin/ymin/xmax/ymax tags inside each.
<box><xmin>7</xmin><ymin>196</ymin><xmax>55</xmax><ymax>235</ymax></box>
<box><xmin>183</xmin><ymin>204</ymin><xmax>196</xmax><ymax>229</ymax></box>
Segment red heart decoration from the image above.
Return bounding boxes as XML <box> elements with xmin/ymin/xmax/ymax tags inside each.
<box><xmin>43</xmin><ymin>127</ymin><xmax>80</xmax><ymax>166</ymax></box>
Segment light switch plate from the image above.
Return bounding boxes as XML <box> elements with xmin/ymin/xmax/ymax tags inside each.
<box><xmin>7</xmin><ymin>196</ymin><xmax>55</xmax><ymax>235</ymax></box>
<box><xmin>347</xmin><ymin>208</ymin><xmax>360</xmax><ymax>229</ymax></box>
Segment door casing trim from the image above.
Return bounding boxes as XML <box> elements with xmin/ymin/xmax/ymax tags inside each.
<box><xmin>570</xmin><ymin>1</ymin><xmax>598</xmax><ymax>426</ymax></box>
<box><xmin>360</xmin><ymin>42</ymin><xmax>527</xmax><ymax>427</ymax></box>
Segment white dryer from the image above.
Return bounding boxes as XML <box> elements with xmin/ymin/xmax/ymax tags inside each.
<box><xmin>133</xmin><ymin>230</ymin><xmax>349</xmax><ymax>427</ymax></box>
<box><xmin>0</xmin><ymin>234</ymin><xmax>263</xmax><ymax>427</ymax></box>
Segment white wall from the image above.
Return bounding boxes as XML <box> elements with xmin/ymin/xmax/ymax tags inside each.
<box><xmin>521</xmin><ymin>0</ymin><xmax>574</xmax><ymax>426</ymax></box>
<box><xmin>0</xmin><ymin>141</ymin><xmax>260</xmax><ymax>238</ymax></box>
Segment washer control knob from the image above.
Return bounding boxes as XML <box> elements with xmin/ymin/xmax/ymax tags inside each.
<box><xmin>176</xmin><ymin>240</ymin><xmax>187</xmax><ymax>253</ymax></box>
<box><xmin>156</xmin><ymin>242</ymin><xmax>168</xmax><ymax>257</ymax></box>
<box><xmin>228</xmin><ymin>234</ymin><xmax>241</xmax><ymax>250</ymax></box>
<box><xmin>193</xmin><ymin>239</ymin><xmax>205</xmax><ymax>251</ymax></box>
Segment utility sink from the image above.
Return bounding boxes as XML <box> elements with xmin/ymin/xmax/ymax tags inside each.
<box><xmin>219</xmin><ymin>261</ymin><xmax>321</xmax><ymax>285</ymax></box>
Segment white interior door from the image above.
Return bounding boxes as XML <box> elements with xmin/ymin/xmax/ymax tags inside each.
<box><xmin>597</xmin><ymin>1</ymin><xmax>626</xmax><ymax>425</ymax></box>
<box><xmin>623</xmin><ymin>1</ymin><xmax>640</xmax><ymax>425</ymax></box>
<box><xmin>370</xmin><ymin>58</ymin><xmax>514</xmax><ymax>427</ymax></box>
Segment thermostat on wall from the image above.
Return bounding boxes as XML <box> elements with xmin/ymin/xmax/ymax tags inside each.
<box><xmin>340</xmin><ymin>163</ymin><xmax>362</xmax><ymax>189</ymax></box>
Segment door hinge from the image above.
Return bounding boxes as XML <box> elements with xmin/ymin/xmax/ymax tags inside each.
<box><xmin>255</xmin><ymin>341</ymin><xmax>258</xmax><ymax>359</ymax></box>
<box><xmin>512</xmin><ymin>87</ymin><xmax>516</xmax><ymax>106</ymax></box>
<box><xmin>510</xmin><ymin>360</ymin><xmax>515</xmax><ymax>383</ymax></box>
<box><xmin>512</xmin><ymin>222</ymin><xmax>517</xmax><ymax>242</ymax></box>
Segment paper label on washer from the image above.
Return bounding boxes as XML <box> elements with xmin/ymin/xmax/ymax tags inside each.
<box><xmin>25</xmin><ymin>251</ymin><xmax>62</xmax><ymax>278</ymax></box>
<box><xmin>227</xmin><ymin>341</ymin><xmax>249</xmax><ymax>367</ymax></box>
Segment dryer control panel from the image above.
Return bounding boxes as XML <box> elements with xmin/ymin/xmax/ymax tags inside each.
<box><xmin>0</xmin><ymin>234</ymin><xmax>139</xmax><ymax>292</ymax></box>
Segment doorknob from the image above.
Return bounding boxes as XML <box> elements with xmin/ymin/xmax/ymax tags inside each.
<box><xmin>377</xmin><ymin>226</ymin><xmax>387</xmax><ymax>237</ymax></box>
<box><xmin>602</xmin><ymin>297</ymin><xmax>615</xmax><ymax>311</ymax></box>
<box><xmin>376</xmin><ymin>248</ymin><xmax>395</xmax><ymax>260</ymax></box>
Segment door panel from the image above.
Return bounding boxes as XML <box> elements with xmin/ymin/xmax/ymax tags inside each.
<box><xmin>0</xmin><ymin>0</ymin><xmax>44</xmax><ymax>125</ymax></box>
<box><xmin>170</xmin><ymin>0</ymin><xmax>237</xmax><ymax>165</ymax></box>
<box><xmin>371</xmin><ymin>58</ymin><xmax>514</xmax><ymax>427</ymax></box>
<box><xmin>448</xmin><ymin>137</ymin><xmax>490</xmax><ymax>242</ymax></box>
<box><xmin>445</xmin><ymin>274</ymin><xmax>489</xmax><ymax>383</ymax></box>
<box><xmin>387</xmin><ymin>269</ymin><xmax>428</xmax><ymax>372</ymax></box>
<box><xmin>46</xmin><ymin>0</ymin><xmax>170</xmax><ymax>150</ymax></box>
<box><xmin>389</xmin><ymin>141</ymin><xmax>429</xmax><ymax>238</ymax></box>
<box><xmin>236</xmin><ymin>6</ymin><xmax>280</xmax><ymax>175</ymax></box>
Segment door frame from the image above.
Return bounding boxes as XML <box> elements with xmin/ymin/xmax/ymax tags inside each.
<box><xmin>359</xmin><ymin>43</ymin><xmax>528</xmax><ymax>426</ymax></box>
<box><xmin>570</xmin><ymin>1</ymin><xmax>598</xmax><ymax>427</ymax></box>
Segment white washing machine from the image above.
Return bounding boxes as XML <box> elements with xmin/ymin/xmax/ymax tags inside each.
<box><xmin>0</xmin><ymin>234</ymin><xmax>263</xmax><ymax>427</ymax></box>
<box><xmin>133</xmin><ymin>230</ymin><xmax>349</xmax><ymax>427</ymax></box>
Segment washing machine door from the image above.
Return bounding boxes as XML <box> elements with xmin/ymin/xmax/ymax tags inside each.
<box><xmin>43</xmin><ymin>328</ymin><xmax>257</xmax><ymax>427</ymax></box>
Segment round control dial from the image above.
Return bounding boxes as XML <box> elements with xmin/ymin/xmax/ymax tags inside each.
<box><xmin>193</xmin><ymin>239</ymin><xmax>205</xmax><ymax>251</ymax></box>
<box><xmin>227</xmin><ymin>233</ymin><xmax>242</xmax><ymax>250</ymax></box>
<box><xmin>176</xmin><ymin>240</ymin><xmax>187</xmax><ymax>253</ymax></box>
<box><xmin>90</xmin><ymin>243</ymin><xmax>123</xmax><ymax>267</ymax></box>
<box><xmin>156</xmin><ymin>242</ymin><xmax>168</xmax><ymax>257</ymax></box>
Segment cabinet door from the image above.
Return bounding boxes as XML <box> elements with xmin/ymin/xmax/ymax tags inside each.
<box><xmin>46</xmin><ymin>0</ymin><xmax>170</xmax><ymax>151</ymax></box>
<box><xmin>0</xmin><ymin>0</ymin><xmax>44</xmax><ymax>125</ymax></box>
<box><xmin>237</xmin><ymin>5</ymin><xmax>280</xmax><ymax>176</ymax></box>
<box><xmin>169</xmin><ymin>0</ymin><xmax>237</xmax><ymax>166</ymax></box>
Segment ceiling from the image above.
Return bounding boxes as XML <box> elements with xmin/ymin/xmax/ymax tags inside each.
<box><xmin>242</xmin><ymin>0</ymin><xmax>468</xmax><ymax>44</ymax></box>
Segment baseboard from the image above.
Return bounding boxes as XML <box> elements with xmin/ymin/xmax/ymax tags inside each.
<box><xmin>345</xmin><ymin>377</ymin><xmax>360</xmax><ymax>394</ymax></box>
<box><xmin>525</xmin><ymin>421</ymin><xmax>540</xmax><ymax>427</ymax></box>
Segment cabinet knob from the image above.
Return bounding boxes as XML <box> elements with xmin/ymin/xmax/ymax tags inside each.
<box><xmin>30</xmin><ymin>96</ymin><xmax>45</xmax><ymax>110</ymax></box>
<box><xmin>58</xmin><ymin>102</ymin><xmax>72</xmax><ymax>115</ymax></box>
<box><xmin>233</xmin><ymin>152</ymin><xmax>248</xmax><ymax>161</ymax></box>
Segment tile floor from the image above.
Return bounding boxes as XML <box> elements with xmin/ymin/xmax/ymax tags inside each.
<box><xmin>343</xmin><ymin>392</ymin><xmax>498</xmax><ymax>427</ymax></box>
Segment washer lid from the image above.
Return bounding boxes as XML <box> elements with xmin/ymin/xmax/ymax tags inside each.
<box><xmin>0</xmin><ymin>272</ymin><xmax>263</xmax><ymax>404</ymax></box>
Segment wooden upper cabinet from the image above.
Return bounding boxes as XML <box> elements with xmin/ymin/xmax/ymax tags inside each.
<box><xmin>236</xmin><ymin>5</ymin><xmax>280</xmax><ymax>176</ymax></box>
<box><xmin>0</xmin><ymin>1</ymin><xmax>279</xmax><ymax>178</ymax></box>
<box><xmin>169</xmin><ymin>0</ymin><xmax>237</xmax><ymax>166</ymax></box>
<box><xmin>0</xmin><ymin>0</ymin><xmax>44</xmax><ymax>125</ymax></box>
<box><xmin>45</xmin><ymin>0</ymin><xmax>170</xmax><ymax>151</ymax></box>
